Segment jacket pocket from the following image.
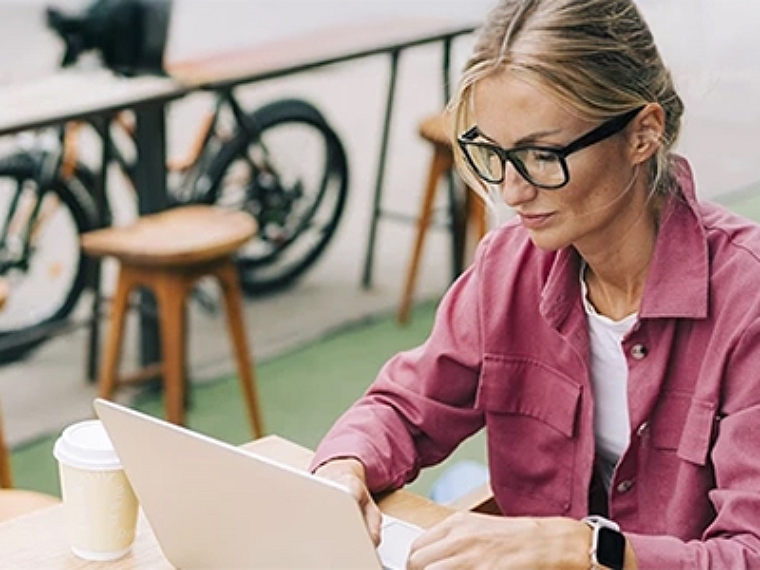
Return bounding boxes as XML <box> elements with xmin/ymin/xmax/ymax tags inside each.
<box><xmin>475</xmin><ymin>354</ymin><xmax>582</xmax><ymax>513</ymax></box>
<box><xmin>650</xmin><ymin>391</ymin><xmax>716</xmax><ymax>466</ymax></box>
<box><xmin>677</xmin><ymin>400</ymin><xmax>716</xmax><ymax>466</ymax></box>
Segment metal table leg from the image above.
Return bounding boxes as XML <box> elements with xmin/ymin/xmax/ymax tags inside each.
<box><xmin>85</xmin><ymin>116</ymin><xmax>113</xmax><ymax>381</ymax></box>
<box><xmin>361</xmin><ymin>49</ymin><xmax>401</xmax><ymax>289</ymax></box>
<box><xmin>134</xmin><ymin>102</ymin><xmax>168</xmax><ymax>374</ymax></box>
<box><xmin>440</xmin><ymin>37</ymin><xmax>466</xmax><ymax>280</ymax></box>
<box><xmin>361</xmin><ymin>37</ymin><xmax>462</xmax><ymax>289</ymax></box>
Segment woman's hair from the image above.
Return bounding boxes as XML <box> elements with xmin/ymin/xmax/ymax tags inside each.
<box><xmin>450</xmin><ymin>0</ymin><xmax>684</xmax><ymax>204</ymax></box>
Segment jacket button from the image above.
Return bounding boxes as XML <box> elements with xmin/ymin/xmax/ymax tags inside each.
<box><xmin>616</xmin><ymin>479</ymin><xmax>634</xmax><ymax>494</ymax></box>
<box><xmin>630</xmin><ymin>344</ymin><xmax>647</xmax><ymax>360</ymax></box>
<box><xmin>636</xmin><ymin>422</ymin><xmax>649</xmax><ymax>437</ymax></box>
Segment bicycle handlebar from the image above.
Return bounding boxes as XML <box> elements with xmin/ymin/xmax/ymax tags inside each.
<box><xmin>45</xmin><ymin>6</ymin><xmax>93</xmax><ymax>67</ymax></box>
<box><xmin>44</xmin><ymin>0</ymin><xmax>172</xmax><ymax>77</ymax></box>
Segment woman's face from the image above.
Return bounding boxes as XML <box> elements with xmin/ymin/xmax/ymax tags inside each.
<box><xmin>472</xmin><ymin>69</ymin><xmax>651</xmax><ymax>253</ymax></box>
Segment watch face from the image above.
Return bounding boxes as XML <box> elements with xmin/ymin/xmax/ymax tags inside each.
<box><xmin>597</xmin><ymin>527</ymin><xmax>626</xmax><ymax>569</ymax></box>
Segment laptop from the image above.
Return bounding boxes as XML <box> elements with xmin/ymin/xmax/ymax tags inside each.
<box><xmin>93</xmin><ymin>398</ymin><xmax>423</xmax><ymax>569</ymax></box>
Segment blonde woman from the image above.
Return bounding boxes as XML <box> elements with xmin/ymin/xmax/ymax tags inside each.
<box><xmin>312</xmin><ymin>0</ymin><xmax>760</xmax><ymax>567</ymax></box>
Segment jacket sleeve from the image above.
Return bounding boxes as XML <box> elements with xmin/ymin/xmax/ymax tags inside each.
<box><xmin>308</xmin><ymin>234</ymin><xmax>492</xmax><ymax>492</ymax></box>
<box><xmin>629</xmin><ymin>318</ymin><xmax>760</xmax><ymax>568</ymax></box>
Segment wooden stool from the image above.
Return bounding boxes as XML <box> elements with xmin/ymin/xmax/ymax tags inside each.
<box><xmin>397</xmin><ymin>113</ymin><xmax>487</xmax><ymax>324</ymax></box>
<box><xmin>81</xmin><ymin>205</ymin><xmax>264</xmax><ymax>438</ymax></box>
<box><xmin>0</xmin><ymin>277</ymin><xmax>13</xmax><ymax>489</ymax></box>
<box><xmin>1</xmin><ymin>282</ymin><xmax>61</xmax><ymax>515</ymax></box>
<box><xmin>0</xmin><ymin>489</ymin><xmax>60</xmax><ymax>522</ymax></box>
<box><xmin>0</xmin><ymin>402</ymin><xmax>13</xmax><ymax>489</ymax></box>
<box><xmin>0</xmin><ymin>278</ymin><xmax>7</xmax><ymax>310</ymax></box>
<box><xmin>0</xmin><ymin>399</ymin><xmax>60</xmax><ymax>520</ymax></box>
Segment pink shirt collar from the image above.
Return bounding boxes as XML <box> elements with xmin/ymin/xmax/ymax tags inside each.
<box><xmin>540</xmin><ymin>156</ymin><xmax>709</xmax><ymax>327</ymax></box>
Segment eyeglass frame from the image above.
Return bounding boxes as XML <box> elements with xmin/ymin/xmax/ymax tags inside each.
<box><xmin>457</xmin><ymin>105</ymin><xmax>645</xmax><ymax>190</ymax></box>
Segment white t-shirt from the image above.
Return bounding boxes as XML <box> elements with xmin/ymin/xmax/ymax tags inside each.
<box><xmin>580</xmin><ymin>264</ymin><xmax>637</xmax><ymax>490</ymax></box>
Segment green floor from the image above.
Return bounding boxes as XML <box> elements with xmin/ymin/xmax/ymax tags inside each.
<box><xmin>10</xmin><ymin>183</ymin><xmax>760</xmax><ymax>501</ymax></box>
<box><xmin>719</xmin><ymin>183</ymin><xmax>760</xmax><ymax>221</ymax></box>
<box><xmin>10</xmin><ymin>300</ymin><xmax>486</xmax><ymax>499</ymax></box>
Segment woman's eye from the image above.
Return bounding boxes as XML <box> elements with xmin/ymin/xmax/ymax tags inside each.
<box><xmin>530</xmin><ymin>150</ymin><xmax>560</xmax><ymax>162</ymax></box>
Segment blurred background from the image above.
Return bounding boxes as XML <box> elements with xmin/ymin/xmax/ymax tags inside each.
<box><xmin>0</xmin><ymin>0</ymin><xmax>758</xmax><ymax>497</ymax></box>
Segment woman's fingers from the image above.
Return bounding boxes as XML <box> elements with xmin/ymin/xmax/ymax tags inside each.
<box><xmin>313</xmin><ymin>458</ymin><xmax>381</xmax><ymax>544</ymax></box>
<box><xmin>408</xmin><ymin>513</ymin><xmax>591</xmax><ymax>569</ymax></box>
<box><xmin>362</xmin><ymin>492</ymin><xmax>383</xmax><ymax>545</ymax></box>
<box><xmin>337</xmin><ymin>472</ymin><xmax>382</xmax><ymax>544</ymax></box>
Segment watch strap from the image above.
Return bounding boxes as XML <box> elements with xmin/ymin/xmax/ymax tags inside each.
<box><xmin>583</xmin><ymin>515</ymin><xmax>625</xmax><ymax>570</ymax></box>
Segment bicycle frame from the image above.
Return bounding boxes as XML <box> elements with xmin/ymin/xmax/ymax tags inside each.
<box><xmin>0</xmin><ymin>134</ymin><xmax>66</xmax><ymax>274</ymax></box>
<box><xmin>55</xmin><ymin>88</ymin><xmax>279</xmax><ymax>217</ymax></box>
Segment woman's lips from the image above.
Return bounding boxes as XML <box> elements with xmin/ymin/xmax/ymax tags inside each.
<box><xmin>519</xmin><ymin>212</ymin><xmax>554</xmax><ymax>229</ymax></box>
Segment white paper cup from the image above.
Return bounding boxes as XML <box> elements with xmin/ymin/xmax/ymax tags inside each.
<box><xmin>53</xmin><ymin>419</ymin><xmax>139</xmax><ymax>561</ymax></box>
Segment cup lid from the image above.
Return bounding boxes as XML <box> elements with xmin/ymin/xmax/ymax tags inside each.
<box><xmin>53</xmin><ymin>420</ymin><xmax>122</xmax><ymax>471</ymax></box>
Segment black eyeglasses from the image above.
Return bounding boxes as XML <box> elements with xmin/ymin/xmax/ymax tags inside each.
<box><xmin>457</xmin><ymin>106</ymin><xmax>644</xmax><ymax>189</ymax></box>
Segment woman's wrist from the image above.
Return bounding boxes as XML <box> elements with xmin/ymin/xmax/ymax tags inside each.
<box><xmin>314</xmin><ymin>456</ymin><xmax>367</xmax><ymax>482</ymax></box>
<box><xmin>623</xmin><ymin>537</ymin><xmax>638</xmax><ymax>570</ymax></box>
<box><xmin>579</xmin><ymin>516</ymin><xmax>638</xmax><ymax>570</ymax></box>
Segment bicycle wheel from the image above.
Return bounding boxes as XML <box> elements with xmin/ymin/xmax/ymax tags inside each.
<box><xmin>200</xmin><ymin>99</ymin><xmax>349</xmax><ymax>294</ymax></box>
<box><xmin>0</xmin><ymin>155</ymin><xmax>97</xmax><ymax>362</ymax></box>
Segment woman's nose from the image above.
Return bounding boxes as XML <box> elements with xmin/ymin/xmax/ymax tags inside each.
<box><xmin>500</xmin><ymin>162</ymin><xmax>538</xmax><ymax>207</ymax></box>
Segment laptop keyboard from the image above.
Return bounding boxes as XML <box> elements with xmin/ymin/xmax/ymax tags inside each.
<box><xmin>377</xmin><ymin>515</ymin><xmax>423</xmax><ymax>570</ymax></box>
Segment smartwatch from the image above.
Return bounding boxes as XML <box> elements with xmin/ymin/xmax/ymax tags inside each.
<box><xmin>583</xmin><ymin>515</ymin><xmax>626</xmax><ymax>570</ymax></box>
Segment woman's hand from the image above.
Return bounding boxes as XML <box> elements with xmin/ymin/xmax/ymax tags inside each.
<box><xmin>313</xmin><ymin>458</ymin><xmax>383</xmax><ymax>545</ymax></box>
<box><xmin>407</xmin><ymin>511</ymin><xmax>593</xmax><ymax>569</ymax></box>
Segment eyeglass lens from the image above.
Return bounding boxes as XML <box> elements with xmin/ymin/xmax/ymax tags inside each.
<box><xmin>466</xmin><ymin>145</ymin><xmax>567</xmax><ymax>187</ymax></box>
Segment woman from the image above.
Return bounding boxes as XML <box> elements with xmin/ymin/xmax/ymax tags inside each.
<box><xmin>312</xmin><ymin>0</ymin><xmax>760</xmax><ymax>567</ymax></box>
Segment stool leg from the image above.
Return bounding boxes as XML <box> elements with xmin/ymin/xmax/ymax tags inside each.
<box><xmin>154</xmin><ymin>273</ymin><xmax>188</xmax><ymax>426</ymax></box>
<box><xmin>464</xmin><ymin>186</ymin><xmax>488</xmax><ymax>263</ymax></box>
<box><xmin>0</xmin><ymin>404</ymin><xmax>13</xmax><ymax>488</ymax></box>
<box><xmin>397</xmin><ymin>146</ymin><xmax>453</xmax><ymax>324</ymax></box>
<box><xmin>216</xmin><ymin>260</ymin><xmax>265</xmax><ymax>438</ymax></box>
<box><xmin>471</xmin><ymin>189</ymin><xmax>488</xmax><ymax>241</ymax></box>
<box><xmin>98</xmin><ymin>267</ymin><xmax>137</xmax><ymax>401</ymax></box>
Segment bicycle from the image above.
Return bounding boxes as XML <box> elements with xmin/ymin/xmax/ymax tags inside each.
<box><xmin>0</xmin><ymin>7</ymin><xmax>349</xmax><ymax>363</ymax></box>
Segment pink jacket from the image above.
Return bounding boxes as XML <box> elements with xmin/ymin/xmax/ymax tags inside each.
<box><xmin>311</xmin><ymin>159</ymin><xmax>760</xmax><ymax>568</ymax></box>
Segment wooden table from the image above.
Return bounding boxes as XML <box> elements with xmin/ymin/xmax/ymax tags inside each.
<box><xmin>0</xmin><ymin>67</ymin><xmax>187</xmax><ymax>219</ymax></box>
<box><xmin>0</xmin><ymin>435</ymin><xmax>453</xmax><ymax>568</ymax></box>
<box><xmin>0</xmin><ymin>69</ymin><xmax>185</xmax><ymax>138</ymax></box>
<box><xmin>166</xmin><ymin>18</ymin><xmax>474</xmax><ymax>89</ymax></box>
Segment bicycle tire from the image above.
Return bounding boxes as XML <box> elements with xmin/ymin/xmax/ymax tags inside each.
<box><xmin>0</xmin><ymin>154</ymin><xmax>97</xmax><ymax>363</ymax></box>
<box><xmin>200</xmin><ymin>98</ymin><xmax>349</xmax><ymax>294</ymax></box>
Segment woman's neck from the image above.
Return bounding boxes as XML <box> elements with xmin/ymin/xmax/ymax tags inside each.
<box><xmin>579</xmin><ymin>202</ymin><xmax>660</xmax><ymax>321</ymax></box>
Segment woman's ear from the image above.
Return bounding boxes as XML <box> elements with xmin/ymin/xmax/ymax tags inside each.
<box><xmin>629</xmin><ymin>103</ymin><xmax>665</xmax><ymax>165</ymax></box>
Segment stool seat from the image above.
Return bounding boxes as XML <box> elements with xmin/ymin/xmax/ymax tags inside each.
<box><xmin>418</xmin><ymin>112</ymin><xmax>452</xmax><ymax>147</ymax></box>
<box><xmin>80</xmin><ymin>205</ymin><xmax>256</xmax><ymax>266</ymax></box>
<box><xmin>0</xmin><ymin>403</ymin><xmax>13</xmax><ymax>488</ymax></box>
<box><xmin>82</xmin><ymin>205</ymin><xmax>265</xmax><ymax>437</ymax></box>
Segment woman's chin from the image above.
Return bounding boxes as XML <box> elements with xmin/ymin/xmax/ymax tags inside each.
<box><xmin>527</xmin><ymin>230</ymin><xmax>569</xmax><ymax>252</ymax></box>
